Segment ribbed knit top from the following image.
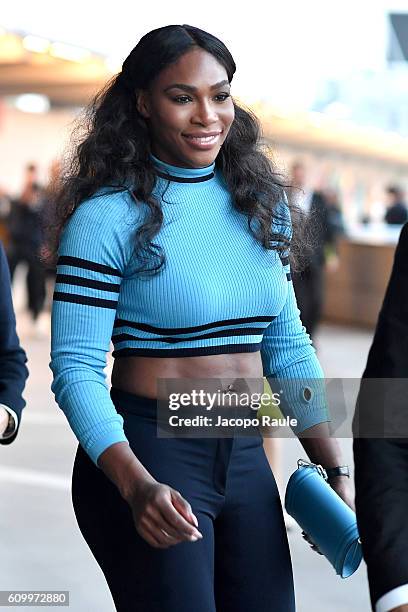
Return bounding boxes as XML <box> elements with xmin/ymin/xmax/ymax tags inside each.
<box><xmin>50</xmin><ymin>153</ymin><xmax>329</xmax><ymax>465</ymax></box>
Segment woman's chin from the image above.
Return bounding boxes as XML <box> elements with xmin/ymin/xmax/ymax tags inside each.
<box><xmin>178</xmin><ymin>146</ymin><xmax>220</xmax><ymax>168</ymax></box>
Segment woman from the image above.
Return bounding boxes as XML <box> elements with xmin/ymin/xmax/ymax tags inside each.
<box><xmin>49</xmin><ymin>24</ymin><xmax>353</xmax><ymax>612</ymax></box>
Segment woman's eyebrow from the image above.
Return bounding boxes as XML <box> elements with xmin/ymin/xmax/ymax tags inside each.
<box><xmin>164</xmin><ymin>79</ymin><xmax>230</xmax><ymax>93</ymax></box>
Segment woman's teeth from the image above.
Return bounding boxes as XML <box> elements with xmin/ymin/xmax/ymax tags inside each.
<box><xmin>184</xmin><ymin>134</ymin><xmax>219</xmax><ymax>143</ymax></box>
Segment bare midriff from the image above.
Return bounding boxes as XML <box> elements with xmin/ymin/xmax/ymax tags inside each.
<box><xmin>111</xmin><ymin>352</ymin><xmax>265</xmax><ymax>400</ymax></box>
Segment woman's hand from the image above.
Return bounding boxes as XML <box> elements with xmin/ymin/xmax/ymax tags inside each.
<box><xmin>328</xmin><ymin>475</ymin><xmax>355</xmax><ymax>512</ymax></box>
<box><xmin>97</xmin><ymin>442</ymin><xmax>203</xmax><ymax>549</ymax></box>
<box><xmin>126</xmin><ymin>479</ymin><xmax>203</xmax><ymax>549</ymax></box>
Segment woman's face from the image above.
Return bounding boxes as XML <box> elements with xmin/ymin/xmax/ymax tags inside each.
<box><xmin>136</xmin><ymin>48</ymin><xmax>235</xmax><ymax>168</ymax></box>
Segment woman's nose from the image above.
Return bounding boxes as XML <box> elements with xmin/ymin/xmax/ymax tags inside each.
<box><xmin>191</xmin><ymin>100</ymin><xmax>218</xmax><ymax>125</ymax></box>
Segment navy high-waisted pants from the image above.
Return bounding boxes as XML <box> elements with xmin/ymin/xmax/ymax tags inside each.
<box><xmin>72</xmin><ymin>388</ymin><xmax>296</xmax><ymax>612</ymax></box>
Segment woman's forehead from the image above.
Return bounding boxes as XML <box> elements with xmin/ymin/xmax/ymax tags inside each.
<box><xmin>152</xmin><ymin>49</ymin><xmax>228</xmax><ymax>89</ymax></box>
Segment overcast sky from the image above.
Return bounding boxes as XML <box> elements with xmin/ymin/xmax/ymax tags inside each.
<box><xmin>3</xmin><ymin>0</ymin><xmax>408</xmax><ymax>109</ymax></box>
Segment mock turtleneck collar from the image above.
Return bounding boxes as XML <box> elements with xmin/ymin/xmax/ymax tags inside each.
<box><xmin>150</xmin><ymin>153</ymin><xmax>216</xmax><ymax>183</ymax></box>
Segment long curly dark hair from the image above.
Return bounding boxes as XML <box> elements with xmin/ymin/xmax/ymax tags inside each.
<box><xmin>45</xmin><ymin>24</ymin><xmax>308</xmax><ymax>275</ymax></box>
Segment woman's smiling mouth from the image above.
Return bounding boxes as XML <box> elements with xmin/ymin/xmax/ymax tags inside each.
<box><xmin>182</xmin><ymin>131</ymin><xmax>222</xmax><ymax>148</ymax></box>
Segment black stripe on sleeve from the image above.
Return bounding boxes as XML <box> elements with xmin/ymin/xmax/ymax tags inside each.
<box><xmin>57</xmin><ymin>256</ymin><xmax>122</xmax><ymax>277</ymax></box>
<box><xmin>53</xmin><ymin>292</ymin><xmax>118</xmax><ymax>309</ymax></box>
<box><xmin>280</xmin><ymin>256</ymin><xmax>290</xmax><ymax>266</ymax></box>
<box><xmin>286</xmin><ymin>272</ymin><xmax>292</xmax><ymax>281</ymax></box>
<box><xmin>56</xmin><ymin>274</ymin><xmax>121</xmax><ymax>293</ymax></box>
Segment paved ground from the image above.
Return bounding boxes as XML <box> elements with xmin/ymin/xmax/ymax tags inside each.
<box><xmin>0</xmin><ymin>274</ymin><xmax>374</xmax><ymax>611</ymax></box>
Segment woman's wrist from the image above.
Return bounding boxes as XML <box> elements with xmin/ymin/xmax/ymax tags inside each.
<box><xmin>297</xmin><ymin>422</ymin><xmax>344</xmax><ymax>469</ymax></box>
<box><xmin>97</xmin><ymin>441</ymin><xmax>157</xmax><ymax>502</ymax></box>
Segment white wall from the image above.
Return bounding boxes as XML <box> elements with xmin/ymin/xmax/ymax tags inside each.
<box><xmin>0</xmin><ymin>102</ymin><xmax>78</xmax><ymax>196</ymax></box>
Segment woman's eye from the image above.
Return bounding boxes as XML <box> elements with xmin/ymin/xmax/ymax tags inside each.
<box><xmin>172</xmin><ymin>93</ymin><xmax>231</xmax><ymax>104</ymax></box>
<box><xmin>173</xmin><ymin>96</ymin><xmax>192</xmax><ymax>104</ymax></box>
<box><xmin>215</xmin><ymin>93</ymin><xmax>231</xmax><ymax>102</ymax></box>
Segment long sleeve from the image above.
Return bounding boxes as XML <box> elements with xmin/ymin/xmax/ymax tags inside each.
<box><xmin>50</xmin><ymin>190</ymin><xmax>140</xmax><ymax>466</ymax></box>
<box><xmin>260</xmin><ymin>198</ymin><xmax>330</xmax><ymax>433</ymax></box>
<box><xmin>0</xmin><ymin>240</ymin><xmax>28</xmax><ymax>445</ymax></box>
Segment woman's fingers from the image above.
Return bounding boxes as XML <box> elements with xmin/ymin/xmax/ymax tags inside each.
<box><xmin>139</xmin><ymin>514</ymin><xmax>184</xmax><ymax>548</ymax></box>
<box><xmin>301</xmin><ymin>531</ymin><xmax>323</xmax><ymax>555</ymax></box>
<box><xmin>139</xmin><ymin>523</ymin><xmax>168</xmax><ymax>549</ymax></box>
<box><xmin>146</xmin><ymin>507</ymin><xmax>193</xmax><ymax>542</ymax></box>
<box><xmin>171</xmin><ymin>490</ymin><xmax>199</xmax><ymax>528</ymax></box>
<box><xmin>159</xmin><ymin>493</ymin><xmax>203</xmax><ymax>539</ymax></box>
<box><xmin>140</xmin><ymin>514</ymin><xmax>200</xmax><ymax>548</ymax></box>
<box><xmin>129</xmin><ymin>482</ymin><xmax>203</xmax><ymax>547</ymax></box>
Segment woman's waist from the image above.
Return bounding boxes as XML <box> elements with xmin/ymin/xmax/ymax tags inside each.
<box><xmin>111</xmin><ymin>352</ymin><xmax>265</xmax><ymax>400</ymax></box>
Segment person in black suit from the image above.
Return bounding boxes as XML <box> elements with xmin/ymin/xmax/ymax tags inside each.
<box><xmin>384</xmin><ymin>185</ymin><xmax>408</xmax><ymax>226</ymax></box>
<box><xmin>7</xmin><ymin>181</ymin><xmax>46</xmax><ymax>323</ymax></box>
<box><xmin>0</xmin><ymin>239</ymin><xmax>28</xmax><ymax>444</ymax></box>
<box><xmin>288</xmin><ymin>161</ymin><xmax>335</xmax><ymax>339</ymax></box>
<box><xmin>353</xmin><ymin>222</ymin><xmax>408</xmax><ymax>612</ymax></box>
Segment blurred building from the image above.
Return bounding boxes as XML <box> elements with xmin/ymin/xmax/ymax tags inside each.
<box><xmin>311</xmin><ymin>13</ymin><xmax>408</xmax><ymax>137</ymax></box>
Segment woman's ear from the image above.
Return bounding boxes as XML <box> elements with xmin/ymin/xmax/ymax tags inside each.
<box><xmin>136</xmin><ymin>91</ymin><xmax>150</xmax><ymax>119</ymax></box>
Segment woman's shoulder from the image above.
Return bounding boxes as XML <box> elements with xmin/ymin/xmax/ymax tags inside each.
<box><xmin>59</xmin><ymin>187</ymin><xmax>143</xmax><ymax>264</ymax></box>
<box><xmin>73</xmin><ymin>186</ymin><xmax>142</xmax><ymax>226</ymax></box>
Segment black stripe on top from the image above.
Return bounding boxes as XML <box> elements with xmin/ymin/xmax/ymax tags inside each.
<box><xmin>56</xmin><ymin>274</ymin><xmax>121</xmax><ymax>293</ymax></box>
<box><xmin>58</xmin><ymin>256</ymin><xmax>122</xmax><ymax>278</ymax></box>
<box><xmin>113</xmin><ymin>343</ymin><xmax>262</xmax><ymax>359</ymax></box>
<box><xmin>155</xmin><ymin>170</ymin><xmax>215</xmax><ymax>183</ymax></box>
<box><xmin>280</xmin><ymin>256</ymin><xmax>290</xmax><ymax>266</ymax></box>
<box><xmin>53</xmin><ymin>292</ymin><xmax>117</xmax><ymax>309</ymax></box>
<box><xmin>113</xmin><ymin>315</ymin><xmax>275</xmax><ymax>335</ymax></box>
<box><xmin>112</xmin><ymin>327</ymin><xmax>266</xmax><ymax>345</ymax></box>
<box><xmin>286</xmin><ymin>273</ymin><xmax>292</xmax><ymax>281</ymax></box>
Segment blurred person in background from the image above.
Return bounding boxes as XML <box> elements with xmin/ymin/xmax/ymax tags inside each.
<box><xmin>6</xmin><ymin>163</ymin><xmax>47</xmax><ymax>327</ymax></box>
<box><xmin>20</xmin><ymin>163</ymin><xmax>39</xmax><ymax>201</ymax></box>
<box><xmin>47</xmin><ymin>24</ymin><xmax>353</xmax><ymax>612</ymax></box>
<box><xmin>353</xmin><ymin>221</ymin><xmax>408</xmax><ymax>612</ymax></box>
<box><xmin>0</xmin><ymin>186</ymin><xmax>11</xmax><ymax>245</ymax></box>
<box><xmin>323</xmin><ymin>186</ymin><xmax>346</xmax><ymax>271</ymax></box>
<box><xmin>0</xmin><ymin>239</ymin><xmax>28</xmax><ymax>445</ymax></box>
<box><xmin>288</xmin><ymin>160</ymin><xmax>335</xmax><ymax>340</ymax></box>
<box><xmin>384</xmin><ymin>185</ymin><xmax>408</xmax><ymax>226</ymax></box>
<box><xmin>324</xmin><ymin>187</ymin><xmax>345</xmax><ymax>242</ymax></box>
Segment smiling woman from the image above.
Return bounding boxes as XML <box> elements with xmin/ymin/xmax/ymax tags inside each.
<box><xmin>46</xmin><ymin>23</ymin><xmax>352</xmax><ymax>612</ymax></box>
<box><xmin>46</xmin><ymin>25</ymin><xmax>295</xmax><ymax>275</ymax></box>
<box><xmin>135</xmin><ymin>51</ymin><xmax>234</xmax><ymax>168</ymax></box>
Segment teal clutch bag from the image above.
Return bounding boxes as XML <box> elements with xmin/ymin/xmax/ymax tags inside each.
<box><xmin>285</xmin><ymin>460</ymin><xmax>363</xmax><ymax>578</ymax></box>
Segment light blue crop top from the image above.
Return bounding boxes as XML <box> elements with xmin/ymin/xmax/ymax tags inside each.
<box><xmin>50</xmin><ymin>154</ymin><xmax>329</xmax><ymax>465</ymax></box>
